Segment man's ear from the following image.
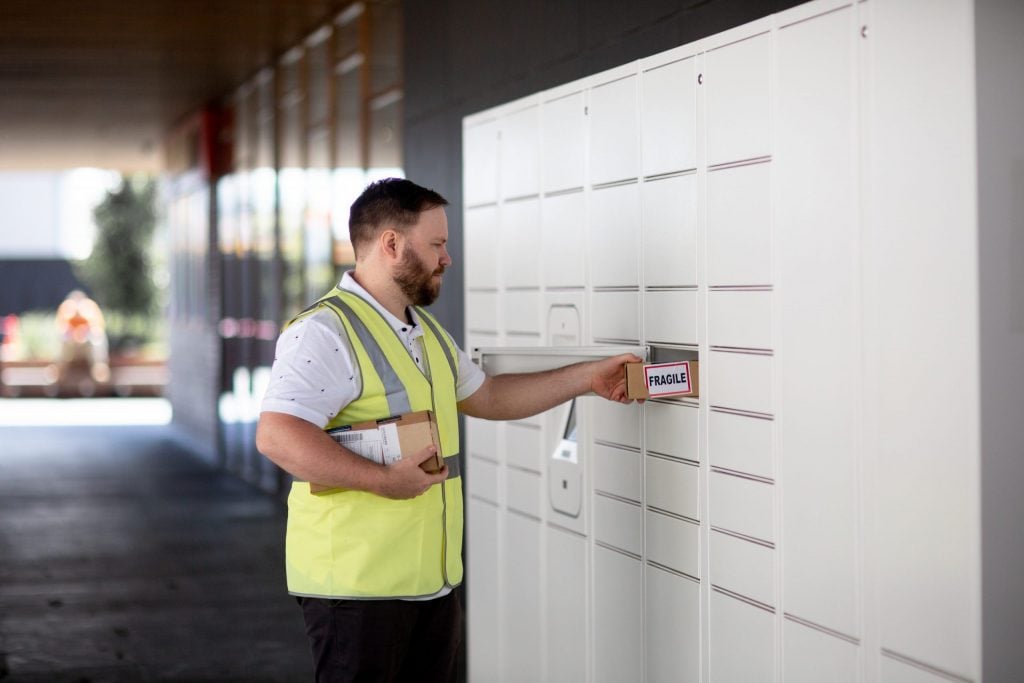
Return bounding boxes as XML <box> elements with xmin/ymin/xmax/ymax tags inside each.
<box><xmin>379</xmin><ymin>228</ymin><xmax>401</xmax><ymax>260</ymax></box>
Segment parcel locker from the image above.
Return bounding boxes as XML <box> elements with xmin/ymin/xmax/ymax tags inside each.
<box><xmin>463</xmin><ymin>0</ymin><xmax>992</xmax><ymax>679</ymax></box>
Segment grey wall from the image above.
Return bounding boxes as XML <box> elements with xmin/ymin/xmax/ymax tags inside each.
<box><xmin>401</xmin><ymin>0</ymin><xmax>803</xmax><ymax>342</ymax></box>
<box><xmin>977</xmin><ymin>0</ymin><xmax>1024</xmax><ymax>679</ymax></box>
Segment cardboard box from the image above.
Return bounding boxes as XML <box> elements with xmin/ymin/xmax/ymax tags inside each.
<box><xmin>625</xmin><ymin>360</ymin><xmax>699</xmax><ymax>400</ymax></box>
<box><xmin>310</xmin><ymin>410</ymin><xmax>442</xmax><ymax>493</ymax></box>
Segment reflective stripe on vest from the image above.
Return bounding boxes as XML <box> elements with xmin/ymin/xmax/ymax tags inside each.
<box><xmin>284</xmin><ymin>288</ymin><xmax>464</xmax><ymax>599</ymax></box>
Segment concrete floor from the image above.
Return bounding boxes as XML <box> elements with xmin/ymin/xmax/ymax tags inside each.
<box><xmin>0</xmin><ymin>415</ymin><xmax>312</xmax><ymax>682</ymax></box>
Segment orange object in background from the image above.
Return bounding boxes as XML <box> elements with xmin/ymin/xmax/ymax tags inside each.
<box><xmin>54</xmin><ymin>290</ymin><xmax>110</xmax><ymax>393</ymax></box>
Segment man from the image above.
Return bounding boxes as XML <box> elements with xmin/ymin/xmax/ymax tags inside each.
<box><xmin>256</xmin><ymin>178</ymin><xmax>639</xmax><ymax>682</ymax></box>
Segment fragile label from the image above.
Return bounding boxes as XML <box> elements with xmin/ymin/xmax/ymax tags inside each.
<box><xmin>644</xmin><ymin>361</ymin><xmax>693</xmax><ymax>397</ymax></box>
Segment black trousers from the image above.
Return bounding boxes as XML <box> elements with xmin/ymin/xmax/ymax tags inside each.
<box><xmin>297</xmin><ymin>590</ymin><xmax>462</xmax><ymax>683</ymax></box>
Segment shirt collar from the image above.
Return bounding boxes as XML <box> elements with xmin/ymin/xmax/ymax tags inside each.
<box><xmin>339</xmin><ymin>271</ymin><xmax>423</xmax><ymax>337</ymax></box>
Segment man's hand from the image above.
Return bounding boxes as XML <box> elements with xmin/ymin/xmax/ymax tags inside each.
<box><xmin>589</xmin><ymin>353</ymin><xmax>644</xmax><ymax>404</ymax></box>
<box><xmin>377</xmin><ymin>445</ymin><xmax>448</xmax><ymax>499</ymax></box>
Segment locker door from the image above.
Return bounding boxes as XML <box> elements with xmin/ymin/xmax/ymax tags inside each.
<box><xmin>503</xmin><ymin>513</ymin><xmax>543</xmax><ymax>682</ymax></box>
<box><xmin>594</xmin><ymin>546</ymin><xmax>642</xmax><ymax>683</ymax></box>
<box><xmin>590</xmin><ymin>182</ymin><xmax>640</xmax><ymax>288</ymax></box>
<box><xmin>642</xmin><ymin>173</ymin><xmax>697</xmax><ymax>287</ymax></box>
<box><xmin>542</xmin><ymin>191</ymin><xmax>587</xmax><ymax>288</ymax></box>
<box><xmin>706</xmin><ymin>161</ymin><xmax>772</xmax><ymax>287</ymax></box>
<box><xmin>783</xmin><ymin>620</ymin><xmax>858</xmax><ymax>683</ymax></box>
<box><xmin>776</xmin><ymin>3</ymin><xmax>859</xmax><ymax>639</ymax></box>
<box><xmin>646</xmin><ymin>567</ymin><xmax>700</xmax><ymax>683</ymax></box>
<box><xmin>467</xmin><ymin>499</ymin><xmax>500</xmax><ymax>682</ymax></box>
<box><xmin>705</xmin><ymin>32</ymin><xmax>771</xmax><ymax>166</ymax></box>
<box><xmin>499</xmin><ymin>198</ymin><xmax>541</xmax><ymax>289</ymax></box>
<box><xmin>547</xmin><ymin>528</ymin><xmax>588</xmax><ymax>682</ymax></box>
<box><xmin>465</xmin><ymin>206</ymin><xmax>499</xmax><ymax>290</ymax></box>
<box><xmin>464</xmin><ymin>120</ymin><xmax>500</xmax><ymax>206</ymax></box>
<box><xmin>589</xmin><ymin>74</ymin><xmax>639</xmax><ymax>185</ymax></box>
<box><xmin>543</xmin><ymin>91</ymin><xmax>587</xmax><ymax>193</ymax></box>
<box><xmin>709</xmin><ymin>591</ymin><xmax>775</xmax><ymax>682</ymax></box>
<box><xmin>500</xmin><ymin>105</ymin><xmax>540</xmax><ymax>200</ymax></box>
<box><xmin>641</xmin><ymin>56</ymin><xmax>697</xmax><ymax>177</ymax></box>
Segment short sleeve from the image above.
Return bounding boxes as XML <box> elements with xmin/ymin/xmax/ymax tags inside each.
<box><xmin>259</xmin><ymin>309</ymin><xmax>361</xmax><ymax>427</ymax></box>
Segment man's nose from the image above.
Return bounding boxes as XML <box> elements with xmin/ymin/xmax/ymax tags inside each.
<box><xmin>440</xmin><ymin>247</ymin><xmax>452</xmax><ymax>267</ymax></box>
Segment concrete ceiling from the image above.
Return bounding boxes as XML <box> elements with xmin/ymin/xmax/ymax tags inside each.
<box><xmin>0</xmin><ymin>0</ymin><xmax>341</xmax><ymax>171</ymax></box>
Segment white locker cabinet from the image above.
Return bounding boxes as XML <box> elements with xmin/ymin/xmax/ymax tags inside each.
<box><xmin>546</xmin><ymin>529</ymin><xmax>588</xmax><ymax>682</ymax></box>
<box><xmin>463</xmin><ymin>120</ymin><xmax>499</xmax><ymax>206</ymax></box>
<box><xmin>467</xmin><ymin>499</ymin><xmax>500</xmax><ymax>683</ymax></box>
<box><xmin>644</xmin><ymin>290</ymin><xmax>698</xmax><ymax>346</ymax></box>
<box><xmin>783</xmin><ymin>619</ymin><xmax>858</xmax><ymax>683</ymax></box>
<box><xmin>646</xmin><ymin>510</ymin><xmax>700</xmax><ymax>578</ymax></box>
<box><xmin>593</xmin><ymin>443</ymin><xmax>642</xmax><ymax>502</ymax></box>
<box><xmin>776</xmin><ymin>3</ymin><xmax>860</xmax><ymax>639</ymax></box>
<box><xmin>594</xmin><ymin>494</ymin><xmax>643</xmax><ymax>556</ymax></box>
<box><xmin>706</xmin><ymin>161</ymin><xmax>772</xmax><ymax>287</ymax></box>
<box><xmin>502</xmin><ymin>514</ymin><xmax>543</xmax><ymax>682</ymax></box>
<box><xmin>640</xmin><ymin>56</ymin><xmax>697</xmax><ymax>177</ymax></box>
<box><xmin>499</xmin><ymin>198</ymin><xmax>542</xmax><ymax>289</ymax></box>
<box><xmin>500</xmin><ymin>104</ymin><xmax>541</xmax><ymax>200</ymax></box>
<box><xmin>707</xmin><ymin>350</ymin><xmax>773</xmax><ymax>416</ymax></box>
<box><xmin>589</xmin><ymin>183</ymin><xmax>640</xmax><ymax>288</ymax></box>
<box><xmin>709</xmin><ymin>471</ymin><xmax>774</xmax><ymax>543</ymax></box>
<box><xmin>464</xmin><ymin>206</ymin><xmax>499</xmax><ymax>290</ymax></box>
<box><xmin>708</xmin><ymin>290</ymin><xmax>772</xmax><ymax>351</ymax></box>
<box><xmin>642</xmin><ymin>173</ymin><xmax>698</xmax><ymax>287</ymax></box>
<box><xmin>705</xmin><ymin>31</ymin><xmax>771</xmax><ymax>166</ymax></box>
<box><xmin>467</xmin><ymin>455</ymin><xmax>499</xmax><ymax>505</ymax></box>
<box><xmin>594</xmin><ymin>546</ymin><xmax>643</xmax><ymax>683</ymax></box>
<box><xmin>591</xmin><ymin>398</ymin><xmax>641</xmax><ymax>449</ymax></box>
<box><xmin>709</xmin><ymin>591</ymin><xmax>775</xmax><ymax>683</ymax></box>
<box><xmin>542</xmin><ymin>91</ymin><xmax>587</xmax><ymax>193</ymax></box>
<box><xmin>506</xmin><ymin>467</ymin><xmax>541</xmax><ymax>518</ymax></box>
<box><xmin>589</xmin><ymin>74</ymin><xmax>640</xmax><ymax>185</ymax></box>
<box><xmin>591</xmin><ymin>290</ymin><xmax>641</xmax><ymax>342</ymax></box>
<box><xmin>466</xmin><ymin>291</ymin><xmax>498</xmax><ymax>333</ymax></box>
<box><xmin>505</xmin><ymin>422</ymin><xmax>542</xmax><ymax>472</ymax></box>
<box><xmin>646</xmin><ymin>455</ymin><xmax>699</xmax><ymax>521</ymax></box>
<box><xmin>541</xmin><ymin>191</ymin><xmax>587</xmax><ymax>288</ymax></box>
<box><xmin>709</xmin><ymin>529</ymin><xmax>774</xmax><ymax>607</ymax></box>
<box><xmin>645</xmin><ymin>401</ymin><xmax>699</xmax><ymax>462</ymax></box>
<box><xmin>645</xmin><ymin>567</ymin><xmax>700</xmax><ymax>683</ymax></box>
<box><xmin>708</xmin><ymin>410</ymin><xmax>773</xmax><ymax>479</ymax></box>
<box><xmin>503</xmin><ymin>290</ymin><xmax>541</xmax><ymax>335</ymax></box>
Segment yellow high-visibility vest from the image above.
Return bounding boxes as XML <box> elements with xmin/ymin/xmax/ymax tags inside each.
<box><xmin>284</xmin><ymin>288</ymin><xmax>463</xmax><ymax>598</ymax></box>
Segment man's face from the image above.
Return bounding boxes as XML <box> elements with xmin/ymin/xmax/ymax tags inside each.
<box><xmin>393</xmin><ymin>206</ymin><xmax>451</xmax><ymax>306</ymax></box>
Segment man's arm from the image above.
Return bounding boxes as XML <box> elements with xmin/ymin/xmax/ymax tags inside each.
<box><xmin>255</xmin><ymin>411</ymin><xmax>447</xmax><ymax>499</ymax></box>
<box><xmin>457</xmin><ymin>352</ymin><xmax>642</xmax><ymax>421</ymax></box>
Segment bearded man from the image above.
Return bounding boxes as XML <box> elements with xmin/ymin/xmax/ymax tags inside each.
<box><xmin>257</xmin><ymin>177</ymin><xmax>639</xmax><ymax>682</ymax></box>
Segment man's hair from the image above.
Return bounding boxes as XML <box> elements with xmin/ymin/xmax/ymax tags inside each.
<box><xmin>349</xmin><ymin>178</ymin><xmax>448</xmax><ymax>256</ymax></box>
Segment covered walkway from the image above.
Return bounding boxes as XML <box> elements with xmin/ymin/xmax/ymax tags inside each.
<box><xmin>0</xmin><ymin>401</ymin><xmax>310</xmax><ymax>682</ymax></box>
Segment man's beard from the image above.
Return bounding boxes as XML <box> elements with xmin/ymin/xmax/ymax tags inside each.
<box><xmin>394</xmin><ymin>245</ymin><xmax>443</xmax><ymax>306</ymax></box>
